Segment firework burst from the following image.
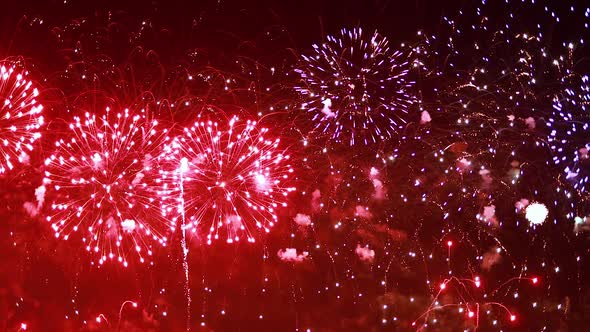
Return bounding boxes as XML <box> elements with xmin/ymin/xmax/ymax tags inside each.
<box><xmin>549</xmin><ymin>74</ymin><xmax>590</xmax><ymax>194</ymax></box>
<box><xmin>42</xmin><ymin>107</ymin><xmax>175</xmax><ymax>266</ymax></box>
<box><xmin>165</xmin><ymin>115</ymin><xmax>295</xmax><ymax>244</ymax></box>
<box><xmin>295</xmin><ymin>27</ymin><xmax>416</xmax><ymax>146</ymax></box>
<box><xmin>0</xmin><ymin>63</ymin><xmax>44</xmax><ymax>174</ymax></box>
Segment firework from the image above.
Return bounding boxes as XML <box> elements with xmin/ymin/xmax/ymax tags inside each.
<box><xmin>412</xmin><ymin>275</ymin><xmax>539</xmax><ymax>330</ymax></box>
<box><xmin>165</xmin><ymin>115</ymin><xmax>295</xmax><ymax>244</ymax></box>
<box><xmin>4</xmin><ymin>1</ymin><xmax>590</xmax><ymax>330</ymax></box>
<box><xmin>525</xmin><ymin>202</ymin><xmax>549</xmax><ymax>225</ymax></box>
<box><xmin>42</xmin><ymin>107</ymin><xmax>175</xmax><ymax>266</ymax></box>
<box><xmin>411</xmin><ymin>0</ymin><xmax>584</xmax><ymax>228</ymax></box>
<box><xmin>549</xmin><ymin>74</ymin><xmax>590</xmax><ymax>194</ymax></box>
<box><xmin>0</xmin><ymin>64</ymin><xmax>44</xmax><ymax>174</ymax></box>
<box><xmin>295</xmin><ymin>27</ymin><xmax>415</xmax><ymax>146</ymax></box>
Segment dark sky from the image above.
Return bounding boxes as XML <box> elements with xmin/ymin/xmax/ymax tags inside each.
<box><xmin>0</xmin><ymin>0</ymin><xmax>465</xmax><ymax>56</ymax></box>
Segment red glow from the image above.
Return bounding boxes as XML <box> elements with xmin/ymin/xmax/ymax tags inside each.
<box><xmin>167</xmin><ymin>116</ymin><xmax>295</xmax><ymax>244</ymax></box>
<box><xmin>467</xmin><ymin>311</ymin><xmax>475</xmax><ymax>318</ymax></box>
<box><xmin>510</xmin><ymin>314</ymin><xmax>516</xmax><ymax>322</ymax></box>
<box><xmin>532</xmin><ymin>277</ymin><xmax>539</xmax><ymax>284</ymax></box>
<box><xmin>43</xmin><ymin>108</ymin><xmax>174</xmax><ymax>265</ymax></box>
<box><xmin>447</xmin><ymin>240</ymin><xmax>453</xmax><ymax>247</ymax></box>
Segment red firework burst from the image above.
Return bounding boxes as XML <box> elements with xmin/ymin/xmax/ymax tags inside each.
<box><xmin>165</xmin><ymin>115</ymin><xmax>295</xmax><ymax>244</ymax></box>
<box><xmin>0</xmin><ymin>63</ymin><xmax>44</xmax><ymax>174</ymax></box>
<box><xmin>42</xmin><ymin>107</ymin><xmax>176</xmax><ymax>266</ymax></box>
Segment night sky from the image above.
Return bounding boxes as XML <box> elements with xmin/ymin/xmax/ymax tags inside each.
<box><xmin>0</xmin><ymin>0</ymin><xmax>589</xmax><ymax>331</ymax></box>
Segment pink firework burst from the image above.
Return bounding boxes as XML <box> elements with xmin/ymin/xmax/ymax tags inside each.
<box><xmin>166</xmin><ymin>115</ymin><xmax>295</xmax><ymax>244</ymax></box>
<box><xmin>42</xmin><ymin>107</ymin><xmax>176</xmax><ymax>266</ymax></box>
<box><xmin>295</xmin><ymin>27</ymin><xmax>415</xmax><ymax>146</ymax></box>
<box><xmin>0</xmin><ymin>64</ymin><xmax>44</xmax><ymax>174</ymax></box>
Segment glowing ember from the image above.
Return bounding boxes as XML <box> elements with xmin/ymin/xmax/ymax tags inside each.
<box><xmin>525</xmin><ymin>202</ymin><xmax>549</xmax><ymax>225</ymax></box>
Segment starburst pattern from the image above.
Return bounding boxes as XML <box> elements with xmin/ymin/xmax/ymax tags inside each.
<box><xmin>295</xmin><ymin>27</ymin><xmax>416</xmax><ymax>146</ymax></box>
<box><xmin>165</xmin><ymin>115</ymin><xmax>295</xmax><ymax>244</ymax></box>
<box><xmin>0</xmin><ymin>63</ymin><xmax>44</xmax><ymax>174</ymax></box>
<box><xmin>42</xmin><ymin>107</ymin><xmax>175</xmax><ymax>266</ymax></box>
